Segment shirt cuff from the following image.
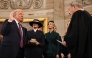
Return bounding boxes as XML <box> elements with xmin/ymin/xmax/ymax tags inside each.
<box><xmin>8</xmin><ymin>20</ymin><xmax>12</xmax><ymax>22</ymax></box>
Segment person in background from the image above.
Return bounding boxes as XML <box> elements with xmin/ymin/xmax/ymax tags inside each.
<box><xmin>53</xmin><ymin>26</ymin><xmax>57</xmax><ymax>32</ymax></box>
<box><xmin>44</xmin><ymin>21</ymin><xmax>61</xmax><ymax>58</ymax></box>
<box><xmin>54</xmin><ymin>26</ymin><xmax>71</xmax><ymax>58</ymax></box>
<box><xmin>38</xmin><ymin>27</ymin><xmax>43</xmax><ymax>31</ymax></box>
<box><xmin>61</xmin><ymin>1</ymin><xmax>92</xmax><ymax>58</ymax></box>
<box><xmin>0</xmin><ymin>9</ymin><xmax>27</xmax><ymax>58</ymax></box>
<box><xmin>25</xmin><ymin>19</ymin><xmax>45</xmax><ymax>58</ymax></box>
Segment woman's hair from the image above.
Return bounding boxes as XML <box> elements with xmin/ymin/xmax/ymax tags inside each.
<box><xmin>48</xmin><ymin>20</ymin><xmax>54</xmax><ymax>25</ymax></box>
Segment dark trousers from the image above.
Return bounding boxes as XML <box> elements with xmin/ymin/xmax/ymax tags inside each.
<box><xmin>44</xmin><ymin>55</ymin><xmax>55</xmax><ymax>58</ymax></box>
<box><xmin>25</xmin><ymin>47</ymin><xmax>43</xmax><ymax>58</ymax></box>
<box><xmin>16</xmin><ymin>47</ymin><xmax>24</xmax><ymax>58</ymax></box>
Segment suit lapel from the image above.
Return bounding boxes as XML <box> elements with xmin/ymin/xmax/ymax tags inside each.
<box><xmin>13</xmin><ymin>20</ymin><xmax>20</xmax><ymax>36</ymax></box>
<box><xmin>35</xmin><ymin>30</ymin><xmax>40</xmax><ymax>35</ymax></box>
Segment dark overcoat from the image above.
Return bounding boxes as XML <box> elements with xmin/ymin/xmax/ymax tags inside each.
<box><xmin>25</xmin><ymin>30</ymin><xmax>45</xmax><ymax>58</ymax></box>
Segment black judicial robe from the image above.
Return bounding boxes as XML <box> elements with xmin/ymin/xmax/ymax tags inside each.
<box><xmin>25</xmin><ymin>30</ymin><xmax>45</xmax><ymax>58</ymax></box>
<box><xmin>64</xmin><ymin>10</ymin><xmax>92</xmax><ymax>58</ymax></box>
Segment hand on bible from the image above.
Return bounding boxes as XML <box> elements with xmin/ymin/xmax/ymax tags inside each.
<box><xmin>61</xmin><ymin>41</ymin><xmax>66</xmax><ymax>46</ymax></box>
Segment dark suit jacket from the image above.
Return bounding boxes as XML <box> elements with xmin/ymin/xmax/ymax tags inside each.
<box><xmin>0</xmin><ymin>19</ymin><xmax>27</xmax><ymax>58</ymax></box>
<box><xmin>25</xmin><ymin>30</ymin><xmax>45</xmax><ymax>58</ymax></box>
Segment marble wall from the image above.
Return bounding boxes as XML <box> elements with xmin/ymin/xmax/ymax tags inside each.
<box><xmin>0</xmin><ymin>0</ymin><xmax>92</xmax><ymax>37</ymax></box>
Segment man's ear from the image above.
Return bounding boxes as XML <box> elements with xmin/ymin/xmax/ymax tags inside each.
<box><xmin>73</xmin><ymin>5</ymin><xmax>76</xmax><ymax>9</ymax></box>
<box><xmin>73</xmin><ymin>5</ymin><xmax>77</xmax><ymax>10</ymax></box>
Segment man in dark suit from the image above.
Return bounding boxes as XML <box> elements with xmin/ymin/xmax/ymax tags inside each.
<box><xmin>0</xmin><ymin>9</ymin><xmax>27</xmax><ymax>58</ymax></box>
<box><xmin>25</xmin><ymin>19</ymin><xmax>45</xmax><ymax>58</ymax></box>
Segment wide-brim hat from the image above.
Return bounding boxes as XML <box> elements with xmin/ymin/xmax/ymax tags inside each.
<box><xmin>29</xmin><ymin>19</ymin><xmax>43</xmax><ymax>27</ymax></box>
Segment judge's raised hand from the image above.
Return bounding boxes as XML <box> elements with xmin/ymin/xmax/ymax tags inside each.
<box><xmin>61</xmin><ymin>41</ymin><xmax>66</xmax><ymax>46</ymax></box>
<box><xmin>9</xmin><ymin>11</ymin><xmax>15</xmax><ymax>22</ymax></box>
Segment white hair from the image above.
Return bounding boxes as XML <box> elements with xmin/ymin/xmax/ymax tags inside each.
<box><xmin>13</xmin><ymin>9</ymin><xmax>23</xmax><ymax>16</ymax></box>
<box><xmin>69</xmin><ymin>1</ymin><xmax>83</xmax><ymax>8</ymax></box>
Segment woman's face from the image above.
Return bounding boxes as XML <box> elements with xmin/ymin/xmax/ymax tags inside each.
<box><xmin>48</xmin><ymin>22</ymin><xmax>54</xmax><ymax>29</ymax></box>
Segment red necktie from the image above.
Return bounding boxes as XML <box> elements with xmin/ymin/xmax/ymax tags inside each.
<box><xmin>18</xmin><ymin>23</ymin><xmax>23</xmax><ymax>48</ymax></box>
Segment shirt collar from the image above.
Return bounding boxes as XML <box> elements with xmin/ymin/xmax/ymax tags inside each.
<box><xmin>33</xmin><ymin>28</ymin><xmax>38</xmax><ymax>32</ymax></box>
<box><xmin>14</xmin><ymin>19</ymin><xmax>19</xmax><ymax>27</ymax></box>
<box><xmin>81</xmin><ymin>9</ymin><xmax>84</xmax><ymax>11</ymax></box>
<box><xmin>14</xmin><ymin>19</ymin><xmax>19</xmax><ymax>24</ymax></box>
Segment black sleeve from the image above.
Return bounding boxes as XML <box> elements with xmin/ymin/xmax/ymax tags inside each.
<box><xmin>25</xmin><ymin>31</ymin><xmax>30</xmax><ymax>46</ymax></box>
<box><xmin>39</xmin><ymin>32</ymin><xmax>45</xmax><ymax>47</ymax></box>
<box><xmin>1</xmin><ymin>19</ymin><xmax>12</xmax><ymax>36</ymax></box>
<box><xmin>24</xmin><ymin>28</ymin><xmax>28</xmax><ymax>46</ymax></box>
<box><xmin>56</xmin><ymin>33</ymin><xmax>61</xmax><ymax>54</ymax></box>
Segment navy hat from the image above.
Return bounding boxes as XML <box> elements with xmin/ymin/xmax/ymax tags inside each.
<box><xmin>29</xmin><ymin>19</ymin><xmax>43</xmax><ymax>27</ymax></box>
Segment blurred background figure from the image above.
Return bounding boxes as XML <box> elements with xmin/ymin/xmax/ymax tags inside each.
<box><xmin>38</xmin><ymin>27</ymin><xmax>43</xmax><ymax>31</ymax></box>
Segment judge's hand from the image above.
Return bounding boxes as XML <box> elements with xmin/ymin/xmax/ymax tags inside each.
<box><xmin>35</xmin><ymin>42</ymin><xmax>40</xmax><ymax>46</ymax></box>
<box><xmin>9</xmin><ymin>11</ymin><xmax>15</xmax><ymax>22</ymax></box>
<box><xmin>61</xmin><ymin>41</ymin><xmax>66</xmax><ymax>46</ymax></box>
<box><xmin>56</xmin><ymin>54</ymin><xmax>59</xmax><ymax>58</ymax></box>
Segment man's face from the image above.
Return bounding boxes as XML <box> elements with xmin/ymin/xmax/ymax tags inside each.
<box><xmin>33</xmin><ymin>23</ymin><xmax>39</xmax><ymax>28</ymax></box>
<box><xmin>68</xmin><ymin>5</ymin><xmax>75</xmax><ymax>17</ymax></box>
<box><xmin>15</xmin><ymin>11</ymin><xmax>24</xmax><ymax>23</ymax></box>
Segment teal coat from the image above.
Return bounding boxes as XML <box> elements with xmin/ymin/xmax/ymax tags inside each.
<box><xmin>44</xmin><ymin>31</ymin><xmax>61</xmax><ymax>56</ymax></box>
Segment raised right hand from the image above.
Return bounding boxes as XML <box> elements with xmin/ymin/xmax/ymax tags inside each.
<box><xmin>9</xmin><ymin>11</ymin><xmax>15</xmax><ymax>21</ymax></box>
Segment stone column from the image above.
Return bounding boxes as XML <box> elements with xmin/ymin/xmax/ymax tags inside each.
<box><xmin>54</xmin><ymin>0</ymin><xmax>65</xmax><ymax>37</ymax></box>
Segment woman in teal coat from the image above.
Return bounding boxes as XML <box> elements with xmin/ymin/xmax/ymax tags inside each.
<box><xmin>44</xmin><ymin>21</ymin><xmax>61</xmax><ymax>58</ymax></box>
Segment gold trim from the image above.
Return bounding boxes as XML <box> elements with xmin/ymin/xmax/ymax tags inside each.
<box><xmin>0</xmin><ymin>18</ymin><xmax>48</xmax><ymax>34</ymax></box>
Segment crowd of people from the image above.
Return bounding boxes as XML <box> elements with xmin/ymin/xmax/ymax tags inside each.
<box><xmin>0</xmin><ymin>1</ymin><xmax>92</xmax><ymax>58</ymax></box>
